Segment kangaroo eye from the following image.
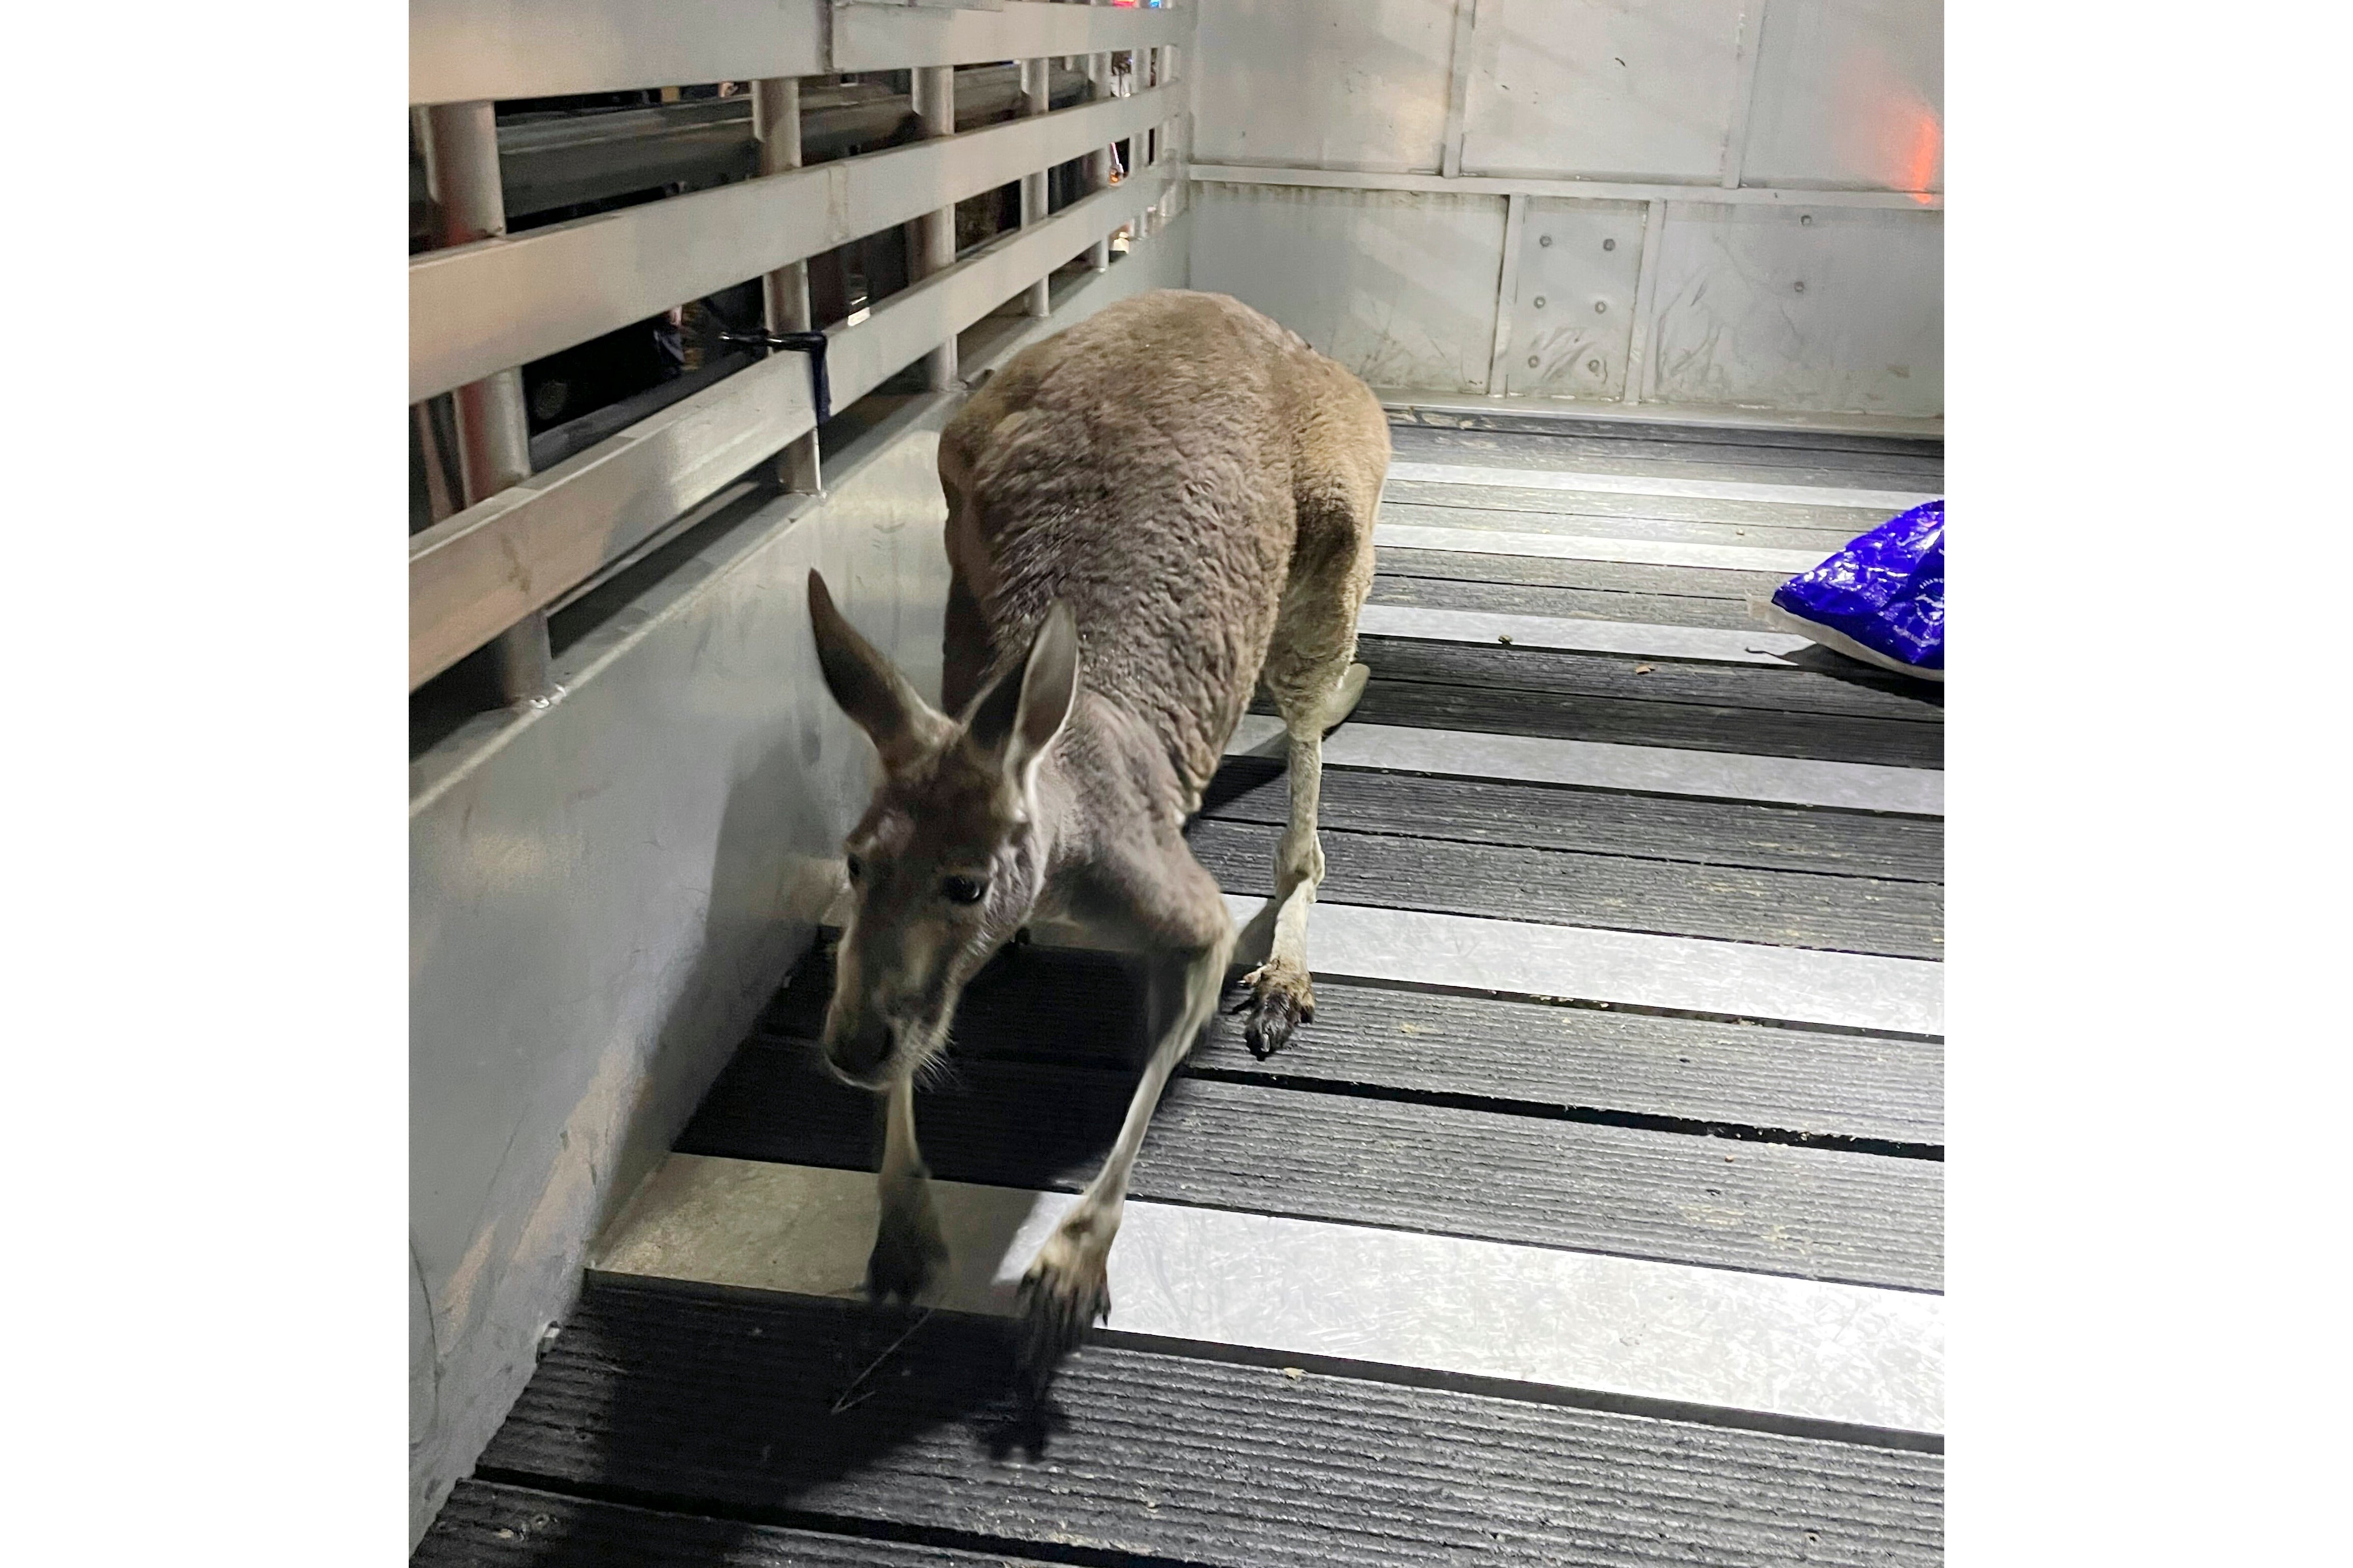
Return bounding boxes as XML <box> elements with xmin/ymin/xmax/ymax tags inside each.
<box><xmin>844</xmin><ymin>855</ymin><xmax>864</xmax><ymax>883</ymax></box>
<box><xmin>941</xmin><ymin>874</ymin><xmax>987</xmax><ymax>905</ymax></box>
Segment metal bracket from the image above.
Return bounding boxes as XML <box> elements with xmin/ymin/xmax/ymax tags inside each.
<box><xmin>716</xmin><ymin>327</ymin><xmax>832</xmax><ymax>421</ymax></box>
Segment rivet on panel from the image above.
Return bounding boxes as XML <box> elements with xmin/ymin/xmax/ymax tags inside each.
<box><xmin>1603</xmin><ymin>237</ymin><xmax>1616</xmax><ymax>251</ymax></box>
<box><xmin>1593</xmin><ymin>301</ymin><xmax>1607</xmax><ymax>313</ymax></box>
<box><xmin>1587</xmin><ymin>359</ymin><xmax>1603</xmax><ymax>374</ymax></box>
<box><xmin>1527</xmin><ymin>356</ymin><xmax>1540</xmax><ymax>368</ymax></box>
<box><xmin>1793</xmin><ymin>281</ymin><xmax>1806</xmax><ymax>294</ymax></box>
<box><xmin>1532</xmin><ymin>296</ymin><xmax>1546</xmax><ymax>308</ymax></box>
<box><xmin>1538</xmin><ymin>235</ymin><xmax>1552</xmax><ymax>247</ymax></box>
<box><xmin>1800</xmin><ymin>213</ymin><xmax>1813</xmax><ymax>225</ymax></box>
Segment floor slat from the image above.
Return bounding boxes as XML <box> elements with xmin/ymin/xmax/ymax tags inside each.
<box><xmin>471</xmin><ymin>1283</ymin><xmax>1944</xmax><ymax>1568</ymax></box>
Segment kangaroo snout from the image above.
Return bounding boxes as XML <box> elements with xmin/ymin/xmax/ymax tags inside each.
<box><xmin>823</xmin><ymin>1005</ymin><xmax>896</xmax><ymax>1087</ymax></box>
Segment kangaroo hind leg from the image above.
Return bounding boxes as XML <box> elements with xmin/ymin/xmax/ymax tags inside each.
<box><xmin>1237</xmin><ymin>477</ymin><xmax>1378</xmax><ymax>1057</ymax></box>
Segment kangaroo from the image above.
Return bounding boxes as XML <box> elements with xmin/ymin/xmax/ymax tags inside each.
<box><xmin>804</xmin><ymin>288</ymin><xmax>1388</xmax><ymax>1381</ymax></box>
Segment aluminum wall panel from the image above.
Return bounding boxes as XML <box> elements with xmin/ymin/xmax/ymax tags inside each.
<box><xmin>1740</xmin><ymin>0</ymin><xmax>1944</xmax><ymax>191</ymax></box>
<box><xmin>1191</xmin><ymin>182</ymin><xmax>1507</xmax><ymax>392</ymax></box>
<box><xmin>1191</xmin><ymin>0</ymin><xmax>1460</xmax><ymax>174</ymax></box>
<box><xmin>407</xmin><ymin>432</ymin><xmax>944</xmax><ymax>1548</ymax></box>
<box><xmin>407</xmin><ymin>233</ymin><xmax>1192</xmax><ymax>1547</ymax></box>
<box><xmin>1646</xmin><ymin>203</ymin><xmax>1941</xmax><ymax>415</ymax></box>
<box><xmin>1501</xmin><ymin>198</ymin><xmax>1648</xmax><ymax>398</ymax></box>
<box><xmin>1459</xmin><ymin>0</ymin><xmax>1751</xmax><ymax>181</ymax></box>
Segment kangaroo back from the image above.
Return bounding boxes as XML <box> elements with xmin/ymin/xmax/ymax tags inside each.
<box><xmin>938</xmin><ymin>289</ymin><xmax>1384</xmax><ymax>798</ymax></box>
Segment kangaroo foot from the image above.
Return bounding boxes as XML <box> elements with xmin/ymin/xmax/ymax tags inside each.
<box><xmin>1236</xmin><ymin>957</ymin><xmax>1316</xmax><ymax>1059</ymax></box>
<box><xmin>1016</xmin><ymin>1213</ymin><xmax>1114</xmax><ymax>1395</ymax></box>
<box><xmin>866</xmin><ymin>1183</ymin><xmax>947</xmax><ymax>1303</ymax></box>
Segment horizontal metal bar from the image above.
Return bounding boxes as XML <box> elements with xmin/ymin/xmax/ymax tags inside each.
<box><xmin>411</xmin><ymin>83</ymin><xmax>1181</xmax><ymax>403</ymax></box>
<box><xmin>1387</xmin><ymin>461</ymin><xmax>1936</xmax><ymax>513</ymax></box>
<box><xmin>1221</xmin><ymin>896</ymin><xmax>1943</xmax><ymax>1034</ymax></box>
<box><xmin>827</xmin><ymin>164</ymin><xmax>1176</xmax><ymax>410</ymax></box>
<box><xmin>1381</xmin><ymin>390</ymin><xmax>1946</xmax><ymax>441</ymax></box>
<box><xmin>1191</xmin><ymin>162</ymin><xmax>1945</xmax><ymax>212</ymax></box>
<box><xmin>465</xmin><ymin>67</ymin><xmax>1094</xmax><ymax>228</ymax></box>
<box><xmin>596</xmin><ymin>1155</ymin><xmax>1944</xmax><ymax>1439</ymax></box>
<box><xmin>410</xmin><ymin>0</ymin><xmax>827</xmax><ymax>107</ymax></box>
<box><xmin>1354</xmin><ymin>604</ymin><xmax>1814</xmax><ymax>665</ymax></box>
<box><xmin>409</xmin><ymin>352</ymin><xmax>817</xmax><ymax>689</ymax></box>
<box><xmin>1375</xmin><ymin>522</ymin><xmax>1826</xmax><ymax>575</ymax></box>
<box><xmin>832</xmin><ymin>0</ymin><xmax>1192</xmax><ymax>70</ymax></box>
<box><xmin>410</xmin><ymin>165</ymin><xmax>1176</xmax><ymax>689</ymax></box>
<box><xmin>1225</xmin><ymin>716</ymin><xmax>1945</xmax><ymax>815</ymax></box>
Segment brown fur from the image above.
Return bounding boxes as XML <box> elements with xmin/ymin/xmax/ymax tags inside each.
<box><xmin>807</xmin><ymin>289</ymin><xmax>1389</xmax><ymax>1385</ymax></box>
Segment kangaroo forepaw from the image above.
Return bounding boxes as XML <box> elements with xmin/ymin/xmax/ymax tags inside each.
<box><xmin>1238</xmin><ymin>961</ymin><xmax>1316</xmax><ymax>1059</ymax></box>
<box><xmin>866</xmin><ymin>1194</ymin><xmax>948</xmax><ymax>1304</ymax></box>
<box><xmin>1016</xmin><ymin>1223</ymin><xmax>1112</xmax><ymax>1394</ymax></box>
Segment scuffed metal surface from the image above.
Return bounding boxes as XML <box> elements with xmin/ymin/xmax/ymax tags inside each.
<box><xmin>1190</xmin><ymin>182</ymin><xmax>1506</xmax><ymax>393</ymax></box>
<box><xmin>1502</xmin><ymin>199</ymin><xmax>1649</xmax><ymax>398</ymax></box>
<box><xmin>1647</xmin><ymin>203</ymin><xmax>1942</xmax><ymax>415</ymax></box>
<box><xmin>1743</xmin><ymin>0</ymin><xmax>1945</xmax><ymax>192</ymax></box>
<box><xmin>1461</xmin><ymin>0</ymin><xmax>1753</xmax><ymax>180</ymax></box>
<box><xmin>1192</xmin><ymin>0</ymin><xmax>1459</xmax><ymax>173</ymax></box>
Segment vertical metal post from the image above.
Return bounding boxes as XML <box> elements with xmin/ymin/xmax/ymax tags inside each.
<box><xmin>754</xmin><ymin>76</ymin><xmax>822</xmax><ymax>492</ymax></box>
<box><xmin>1086</xmin><ymin>3</ymin><xmax>1113</xmax><ymax>272</ymax></box>
<box><xmin>1441</xmin><ymin>0</ymin><xmax>1481</xmax><ymax>180</ymax></box>
<box><xmin>1162</xmin><ymin>43</ymin><xmax>1186</xmax><ymax>226</ymax></box>
<box><xmin>1019</xmin><ymin>57</ymin><xmax>1053</xmax><ymax>317</ymax></box>
<box><xmin>1720</xmin><ymin>0</ymin><xmax>1769</xmax><ymax>190</ymax></box>
<box><xmin>913</xmin><ymin>66</ymin><xmax>958</xmax><ymax>389</ymax></box>
<box><xmin>1622</xmin><ymin>198</ymin><xmax>1671</xmax><ymax>405</ymax></box>
<box><xmin>420</xmin><ymin>99</ymin><xmax>550</xmax><ymax>704</ymax></box>
<box><xmin>1136</xmin><ymin>46</ymin><xmax>1157</xmax><ymax>242</ymax></box>
<box><xmin>1485</xmin><ymin>192</ymin><xmax>1529</xmax><ymax>396</ymax></box>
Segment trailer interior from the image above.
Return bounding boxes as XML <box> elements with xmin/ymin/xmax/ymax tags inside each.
<box><xmin>409</xmin><ymin>4</ymin><xmax>1943</xmax><ymax>1561</ymax></box>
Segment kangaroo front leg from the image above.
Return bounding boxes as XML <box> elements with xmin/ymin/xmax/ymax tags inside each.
<box><xmin>867</xmin><ymin>1071</ymin><xmax>946</xmax><ymax>1302</ymax></box>
<box><xmin>1019</xmin><ymin>921</ymin><xmax>1235</xmax><ymax>1384</ymax></box>
<box><xmin>1240</xmin><ymin>718</ymin><xmax>1329</xmax><ymax>1057</ymax></box>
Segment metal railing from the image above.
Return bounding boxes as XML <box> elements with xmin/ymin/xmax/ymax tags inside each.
<box><xmin>410</xmin><ymin>0</ymin><xmax>1192</xmax><ymax>697</ymax></box>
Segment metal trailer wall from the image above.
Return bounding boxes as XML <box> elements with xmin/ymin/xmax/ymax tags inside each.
<box><xmin>1184</xmin><ymin>0</ymin><xmax>1942</xmax><ymax>422</ymax></box>
<box><xmin>409</xmin><ymin>234</ymin><xmax>1191</xmax><ymax>1546</ymax></box>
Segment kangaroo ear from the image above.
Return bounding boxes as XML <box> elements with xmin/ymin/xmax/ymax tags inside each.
<box><xmin>807</xmin><ymin>570</ymin><xmax>943</xmax><ymax>768</ymax></box>
<box><xmin>963</xmin><ymin>601</ymin><xmax>1079</xmax><ymax>789</ymax></box>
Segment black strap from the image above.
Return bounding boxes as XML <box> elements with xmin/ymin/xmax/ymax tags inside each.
<box><xmin>714</xmin><ymin>326</ymin><xmax>830</xmax><ymax>422</ymax></box>
<box><xmin>703</xmin><ymin>301</ymin><xmax>831</xmax><ymax>422</ymax></box>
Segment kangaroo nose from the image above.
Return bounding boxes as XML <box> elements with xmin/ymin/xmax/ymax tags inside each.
<box><xmin>826</xmin><ymin>1011</ymin><xmax>893</xmax><ymax>1080</ymax></box>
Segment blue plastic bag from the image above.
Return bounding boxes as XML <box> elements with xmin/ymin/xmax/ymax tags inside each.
<box><xmin>1760</xmin><ymin>500</ymin><xmax>1944</xmax><ymax>680</ymax></box>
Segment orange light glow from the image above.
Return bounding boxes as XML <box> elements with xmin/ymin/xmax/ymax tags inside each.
<box><xmin>1902</xmin><ymin>109</ymin><xmax>1942</xmax><ymax>205</ymax></box>
<box><xmin>1837</xmin><ymin>45</ymin><xmax>1942</xmax><ymax>202</ymax></box>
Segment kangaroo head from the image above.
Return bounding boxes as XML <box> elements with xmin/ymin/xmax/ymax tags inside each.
<box><xmin>805</xmin><ymin>570</ymin><xmax>1079</xmax><ymax>1090</ymax></box>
